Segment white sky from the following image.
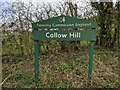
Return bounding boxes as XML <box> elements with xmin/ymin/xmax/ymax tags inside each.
<box><xmin>1</xmin><ymin>0</ymin><xmax>63</xmax><ymax>3</ymax></box>
<box><xmin>0</xmin><ymin>0</ymin><xmax>118</xmax><ymax>3</ymax></box>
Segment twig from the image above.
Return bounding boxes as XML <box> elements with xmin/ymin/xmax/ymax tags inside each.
<box><xmin>0</xmin><ymin>74</ymin><xmax>12</xmax><ymax>87</ymax></box>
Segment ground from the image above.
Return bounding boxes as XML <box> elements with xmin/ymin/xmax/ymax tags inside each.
<box><xmin>2</xmin><ymin>47</ymin><xmax>119</xmax><ymax>88</ymax></box>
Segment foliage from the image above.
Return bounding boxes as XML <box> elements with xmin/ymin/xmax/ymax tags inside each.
<box><xmin>1</xmin><ymin>0</ymin><xmax>119</xmax><ymax>88</ymax></box>
<box><xmin>90</xmin><ymin>1</ymin><xmax>120</xmax><ymax>49</ymax></box>
<box><xmin>2</xmin><ymin>48</ymin><xmax>119</xmax><ymax>88</ymax></box>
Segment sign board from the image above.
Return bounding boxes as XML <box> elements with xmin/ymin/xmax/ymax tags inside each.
<box><xmin>32</xmin><ymin>15</ymin><xmax>97</xmax><ymax>86</ymax></box>
<box><xmin>32</xmin><ymin>15</ymin><xmax>97</xmax><ymax>29</ymax></box>
<box><xmin>32</xmin><ymin>30</ymin><xmax>96</xmax><ymax>41</ymax></box>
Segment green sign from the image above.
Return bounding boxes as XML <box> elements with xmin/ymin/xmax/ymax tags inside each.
<box><xmin>32</xmin><ymin>30</ymin><xmax>96</xmax><ymax>41</ymax></box>
<box><xmin>32</xmin><ymin>15</ymin><xmax>97</xmax><ymax>86</ymax></box>
<box><xmin>32</xmin><ymin>15</ymin><xmax>97</xmax><ymax>29</ymax></box>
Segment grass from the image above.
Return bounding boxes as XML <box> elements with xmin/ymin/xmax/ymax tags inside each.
<box><xmin>2</xmin><ymin>47</ymin><xmax>119</xmax><ymax>88</ymax></box>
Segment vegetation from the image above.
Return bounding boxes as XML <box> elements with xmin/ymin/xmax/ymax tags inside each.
<box><xmin>0</xmin><ymin>0</ymin><xmax>119</xmax><ymax>88</ymax></box>
<box><xmin>2</xmin><ymin>47</ymin><xmax>119</xmax><ymax>88</ymax></box>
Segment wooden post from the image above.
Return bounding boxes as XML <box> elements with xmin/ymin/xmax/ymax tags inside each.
<box><xmin>34</xmin><ymin>40</ymin><xmax>39</xmax><ymax>86</ymax></box>
<box><xmin>88</xmin><ymin>41</ymin><xmax>94</xmax><ymax>81</ymax></box>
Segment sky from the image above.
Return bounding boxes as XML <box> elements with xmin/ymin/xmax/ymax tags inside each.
<box><xmin>0</xmin><ymin>0</ymin><xmax>118</xmax><ymax>3</ymax></box>
<box><xmin>1</xmin><ymin>0</ymin><xmax>63</xmax><ymax>3</ymax></box>
<box><xmin>8</xmin><ymin>0</ymin><xmax>57</xmax><ymax>2</ymax></box>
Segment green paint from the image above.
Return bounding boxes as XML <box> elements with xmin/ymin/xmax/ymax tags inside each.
<box><xmin>34</xmin><ymin>40</ymin><xmax>39</xmax><ymax>85</ymax></box>
<box><xmin>32</xmin><ymin>15</ymin><xmax>97</xmax><ymax>86</ymax></box>
<box><xmin>88</xmin><ymin>41</ymin><xmax>95</xmax><ymax>81</ymax></box>
<box><xmin>32</xmin><ymin>15</ymin><xmax>97</xmax><ymax>29</ymax></box>
<box><xmin>32</xmin><ymin>30</ymin><xmax>96</xmax><ymax>41</ymax></box>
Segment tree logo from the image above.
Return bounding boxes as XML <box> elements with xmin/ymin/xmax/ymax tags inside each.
<box><xmin>59</xmin><ymin>17</ymin><xmax>65</xmax><ymax>23</ymax></box>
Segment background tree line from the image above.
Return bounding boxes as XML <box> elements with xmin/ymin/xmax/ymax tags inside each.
<box><xmin>0</xmin><ymin>0</ymin><xmax>119</xmax><ymax>57</ymax></box>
